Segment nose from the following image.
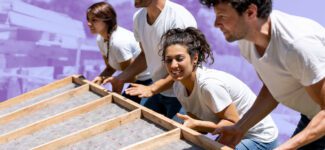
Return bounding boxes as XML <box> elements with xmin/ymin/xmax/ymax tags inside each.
<box><xmin>214</xmin><ymin>17</ymin><xmax>222</xmax><ymax>28</ymax></box>
<box><xmin>87</xmin><ymin>21</ymin><xmax>92</xmax><ymax>27</ymax></box>
<box><xmin>170</xmin><ymin>59</ymin><xmax>178</xmax><ymax>69</ymax></box>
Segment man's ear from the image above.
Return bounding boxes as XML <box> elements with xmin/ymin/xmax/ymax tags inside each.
<box><xmin>246</xmin><ymin>4</ymin><xmax>258</xmax><ymax>19</ymax></box>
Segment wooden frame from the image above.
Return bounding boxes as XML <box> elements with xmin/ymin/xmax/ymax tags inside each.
<box><xmin>0</xmin><ymin>75</ymin><xmax>230</xmax><ymax>150</ymax></box>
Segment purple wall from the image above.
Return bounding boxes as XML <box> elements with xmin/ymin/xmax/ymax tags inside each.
<box><xmin>0</xmin><ymin>0</ymin><xmax>324</xmax><ymax>145</ymax></box>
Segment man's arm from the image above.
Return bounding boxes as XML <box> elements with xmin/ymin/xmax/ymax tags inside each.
<box><xmin>104</xmin><ymin>43</ymin><xmax>147</xmax><ymax>93</ymax></box>
<box><xmin>215</xmin><ymin>85</ymin><xmax>279</xmax><ymax>148</ymax></box>
<box><xmin>276</xmin><ymin>78</ymin><xmax>325</xmax><ymax>150</ymax></box>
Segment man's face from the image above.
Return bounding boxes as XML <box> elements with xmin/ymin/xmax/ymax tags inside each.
<box><xmin>134</xmin><ymin>0</ymin><xmax>152</xmax><ymax>8</ymax></box>
<box><xmin>213</xmin><ymin>3</ymin><xmax>248</xmax><ymax>42</ymax></box>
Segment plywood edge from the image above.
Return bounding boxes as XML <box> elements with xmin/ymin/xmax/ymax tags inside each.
<box><xmin>122</xmin><ymin>128</ymin><xmax>181</xmax><ymax>150</ymax></box>
<box><xmin>0</xmin><ymin>84</ymin><xmax>90</xmax><ymax>125</ymax></box>
<box><xmin>73</xmin><ymin>76</ymin><xmax>111</xmax><ymax>96</ymax></box>
<box><xmin>111</xmin><ymin>93</ymin><xmax>142</xmax><ymax>111</ymax></box>
<box><xmin>0</xmin><ymin>95</ymin><xmax>113</xmax><ymax>144</ymax></box>
<box><xmin>180</xmin><ymin>127</ymin><xmax>229</xmax><ymax>150</ymax></box>
<box><xmin>32</xmin><ymin>109</ymin><xmax>142</xmax><ymax>150</ymax></box>
<box><xmin>141</xmin><ymin>108</ymin><xmax>179</xmax><ymax>131</ymax></box>
<box><xmin>0</xmin><ymin>75</ymin><xmax>75</xmax><ymax>110</ymax></box>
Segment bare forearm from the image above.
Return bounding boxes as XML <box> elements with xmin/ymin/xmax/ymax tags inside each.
<box><xmin>99</xmin><ymin>66</ymin><xmax>115</xmax><ymax>77</ymax></box>
<box><xmin>237</xmin><ymin>85</ymin><xmax>278</xmax><ymax>132</ymax></box>
<box><xmin>283</xmin><ymin>110</ymin><xmax>325</xmax><ymax>149</ymax></box>
<box><xmin>118</xmin><ymin>51</ymin><xmax>147</xmax><ymax>82</ymax></box>
<box><xmin>150</xmin><ymin>75</ymin><xmax>174</xmax><ymax>95</ymax></box>
<box><xmin>192</xmin><ymin>119</ymin><xmax>234</xmax><ymax>133</ymax></box>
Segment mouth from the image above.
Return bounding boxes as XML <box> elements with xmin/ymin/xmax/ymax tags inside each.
<box><xmin>170</xmin><ymin>69</ymin><xmax>183</xmax><ymax>78</ymax></box>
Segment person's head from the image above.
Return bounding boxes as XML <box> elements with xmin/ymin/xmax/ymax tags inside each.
<box><xmin>160</xmin><ymin>27</ymin><xmax>214</xmax><ymax>81</ymax></box>
<box><xmin>87</xmin><ymin>2</ymin><xmax>117</xmax><ymax>37</ymax></box>
<box><xmin>200</xmin><ymin>0</ymin><xmax>272</xmax><ymax>42</ymax></box>
<box><xmin>134</xmin><ymin>0</ymin><xmax>153</xmax><ymax>8</ymax></box>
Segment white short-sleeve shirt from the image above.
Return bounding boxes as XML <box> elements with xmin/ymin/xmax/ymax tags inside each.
<box><xmin>97</xmin><ymin>26</ymin><xmax>151</xmax><ymax>81</ymax></box>
<box><xmin>174</xmin><ymin>67</ymin><xmax>278</xmax><ymax>143</ymax></box>
<box><xmin>238</xmin><ymin>10</ymin><xmax>325</xmax><ymax>119</ymax></box>
<box><xmin>133</xmin><ymin>0</ymin><xmax>197</xmax><ymax>96</ymax></box>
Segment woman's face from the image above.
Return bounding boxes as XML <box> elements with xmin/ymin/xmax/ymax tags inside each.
<box><xmin>164</xmin><ymin>44</ymin><xmax>197</xmax><ymax>82</ymax></box>
<box><xmin>87</xmin><ymin>15</ymin><xmax>107</xmax><ymax>35</ymax></box>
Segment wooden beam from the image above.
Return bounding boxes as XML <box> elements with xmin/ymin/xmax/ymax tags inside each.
<box><xmin>180</xmin><ymin>127</ymin><xmax>230</xmax><ymax>150</ymax></box>
<box><xmin>122</xmin><ymin>128</ymin><xmax>181</xmax><ymax>150</ymax></box>
<box><xmin>111</xmin><ymin>93</ymin><xmax>141</xmax><ymax>111</ymax></box>
<box><xmin>0</xmin><ymin>75</ymin><xmax>75</xmax><ymax>110</ymax></box>
<box><xmin>141</xmin><ymin>108</ymin><xmax>178</xmax><ymax>131</ymax></box>
<box><xmin>73</xmin><ymin>75</ymin><xmax>111</xmax><ymax>95</ymax></box>
<box><xmin>0</xmin><ymin>85</ymin><xmax>89</xmax><ymax>125</ymax></box>
<box><xmin>32</xmin><ymin>109</ymin><xmax>141</xmax><ymax>150</ymax></box>
<box><xmin>0</xmin><ymin>95</ymin><xmax>113</xmax><ymax>144</ymax></box>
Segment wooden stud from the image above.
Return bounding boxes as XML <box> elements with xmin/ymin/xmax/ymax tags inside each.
<box><xmin>122</xmin><ymin>128</ymin><xmax>181</xmax><ymax>150</ymax></box>
<box><xmin>0</xmin><ymin>85</ymin><xmax>89</xmax><ymax>126</ymax></box>
<box><xmin>0</xmin><ymin>95</ymin><xmax>113</xmax><ymax>144</ymax></box>
<box><xmin>0</xmin><ymin>76</ymin><xmax>76</xmax><ymax>111</ymax></box>
<box><xmin>32</xmin><ymin>109</ymin><xmax>141</xmax><ymax>150</ymax></box>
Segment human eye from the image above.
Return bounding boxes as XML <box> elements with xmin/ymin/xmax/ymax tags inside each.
<box><xmin>164</xmin><ymin>58</ymin><xmax>173</xmax><ymax>64</ymax></box>
<box><xmin>175</xmin><ymin>56</ymin><xmax>184</xmax><ymax>62</ymax></box>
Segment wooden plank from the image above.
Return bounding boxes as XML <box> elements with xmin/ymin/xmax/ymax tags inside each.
<box><xmin>0</xmin><ymin>95</ymin><xmax>113</xmax><ymax>144</ymax></box>
<box><xmin>72</xmin><ymin>75</ymin><xmax>111</xmax><ymax>95</ymax></box>
<box><xmin>32</xmin><ymin>109</ymin><xmax>141</xmax><ymax>150</ymax></box>
<box><xmin>180</xmin><ymin>127</ymin><xmax>230</xmax><ymax>150</ymax></box>
<box><xmin>122</xmin><ymin>128</ymin><xmax>181</xmax><ymax>150</ymax></box>
<box><xmin>0</xmin><ymin>84</ymin><xmax>89</xmax><ymax>125</ymax></box>
<box><xmin>141</xmin><ymin>108</ymin><xmax>178</xmax><ymax>131</ymax></box>
<box><xmin>0</xmin><ymin>75</ymin><xmax>75</xmax><ymax>110</ymax></box>
<box><xmin>111</xmin><ymin>93</ymin><xmax>141</xmax><ymax>111</ymax></box>
<box><xmin>112</xmin><ymin>92</ymin><xmax>179</xmax><ymax>131</ymax></box>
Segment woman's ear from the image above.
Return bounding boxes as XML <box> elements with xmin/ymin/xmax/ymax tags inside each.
<box><xmin>193</xmin><ymin>53</ymin><xmax>199</xmax><ymax>64</ymax></box>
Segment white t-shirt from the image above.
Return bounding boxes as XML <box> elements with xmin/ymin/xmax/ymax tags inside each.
<box><xmin>238</xmin><ymin>10</ymin><xmax>325</xmax><ymax>119</ymax></box>
<box><xmin>97</xmin><ymin>26</ymin><xmax>151</xmax><ymax>81</ymax></box>
<box><xmin>133</xmin><ymin>0</ymin><xmax>197</xmax><ymax>96</ymax></box>
<box><xmin>174</xmin><ymin>67</ymin><xmax>278</xmax><ymax>143</ymax></box>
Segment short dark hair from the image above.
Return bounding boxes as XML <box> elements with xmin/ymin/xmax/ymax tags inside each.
<box><xmin>200</xmin><ymin>0</ymin><xmax>272</xmax><ymax>19</ymax></box>
<box><xmin>87</xmin><ymin>2</ymin><xmax>117</xmax><ymax>35</ymax></box>
<box><xmin>160</xmin><ymin>27</ymin><xmax>214</xmax><ymax>67</ymax></box>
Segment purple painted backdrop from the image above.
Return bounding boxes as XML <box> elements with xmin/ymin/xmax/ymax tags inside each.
<box><xmin>0</xmin><ymin>0</ymin><xmax>324</xmax><ymax>145</ymax></box>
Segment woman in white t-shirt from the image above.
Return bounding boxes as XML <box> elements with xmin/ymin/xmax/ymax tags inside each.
<box><xmin>87</xmin><ymin>2</ymin><xmax>151</xmax><ymax>103</ymax></box>
<box><xmin>160</xmin><ymin>27</ymin><xmax>278</xmax><ymax>150</ymax></box>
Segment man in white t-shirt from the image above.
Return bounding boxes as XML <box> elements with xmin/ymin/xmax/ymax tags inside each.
<box><xmin>106</xmin><ymin>0</ymin><xmax>197</xmax><ymax>119</ymax></box>
<box><xmin>200</xmin><ymin>0</ymin><xmax>325</xmax><ymax>149</ymax></box>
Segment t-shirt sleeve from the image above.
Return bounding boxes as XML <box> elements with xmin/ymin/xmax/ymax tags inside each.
<box><xmin>110</xmin><ymin>43</ymin><xmax>133</xmax><ymax>63</ymax></box>
<box><xmin>201</xmin><ymin>80</ymin><xmax>233</xmax><ymax>113</ymax></box>
<box><xmin>285</xmin><ymin>37</ymin><xmax>325</xmax><ymax>86</ymax></box>
<box><xmin>172</xmin><ymin>9</ymin><xmax>197</xmax><ymax>29</ymax></box>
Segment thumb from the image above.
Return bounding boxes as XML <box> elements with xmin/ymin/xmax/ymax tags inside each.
<box><xmin>176</xmin><ymin>113</ymin><xmax>189</xmax><ymax>120</ymax></box>
<box><xmin>130</xmin><ymin>83</ymin><xmax>140</xmax><ymax>87</ymax></box>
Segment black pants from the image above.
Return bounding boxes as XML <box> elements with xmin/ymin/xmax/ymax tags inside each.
<box><xmin>292</xmin><ymin>114</ymin><xmax>325</xmax><ymax>150</ymax></box>
<box><xmin>121</xmin><ymin>79</ymin><xmax>152</xmax><ymax>104</ymax></box>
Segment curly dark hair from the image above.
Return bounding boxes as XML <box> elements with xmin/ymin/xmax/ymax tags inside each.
<box><xmin>200</xmin><ymin>0</ymin><xmax>272</xmax><ymax>19</ymax></box>
<box><xmin>160</xmin><ymin>27</ymin><xmax>214</xmax><ymax>67</ymax></box>
<box><xmin>87</xmin><ymin>2</ymin><xmax>117</xmax><ymax>36</ymax></box>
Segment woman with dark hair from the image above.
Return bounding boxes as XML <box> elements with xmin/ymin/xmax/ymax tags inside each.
<box><xmin>87</xmin><ymin>2</ymin><xmax>151</xmax><ymax>103</ymax></box>
<box><xmin>161</xmin><ymin>27</ymin><xmax>278</xmax><ymax>150</ymax></box>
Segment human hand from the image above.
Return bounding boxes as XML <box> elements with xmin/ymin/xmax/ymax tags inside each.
<box><xmin>213</xmin><ymin>124</ymin><xmax>245</xmax><ymax>148</ymax></box>
<box><xmin>92</xmin><ymin>76</ymin><xmax>107</xmax><ymax>85</ymax></box>
<box><xmin>102</xmin><ymin>76</ymin><xmax>125</xmax><ymax>94</ymax></box>
<box><xmin>125</xmin><ymin>83</ymin><xmax>154</xmax><ymax>98</ymax></box>
<box><xmin>176</xmin><ymin>113</ymin><xmax>198</xmax><ymax>129</ymax></box>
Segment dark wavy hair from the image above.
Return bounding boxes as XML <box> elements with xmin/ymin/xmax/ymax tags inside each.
<box><xmin>87</xmin><ymin>2</ymin><xmax>117</xmax><ymax>36</ymax></box>
<box><xmin>200</xmin><ymin>0</ymin><xmax>272</xmax><ymax>19</ymax></box>
<box><xmin>160</xmin><ymin>27</ymin><xmax>214</xmax><ymax>67</ymax></box>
